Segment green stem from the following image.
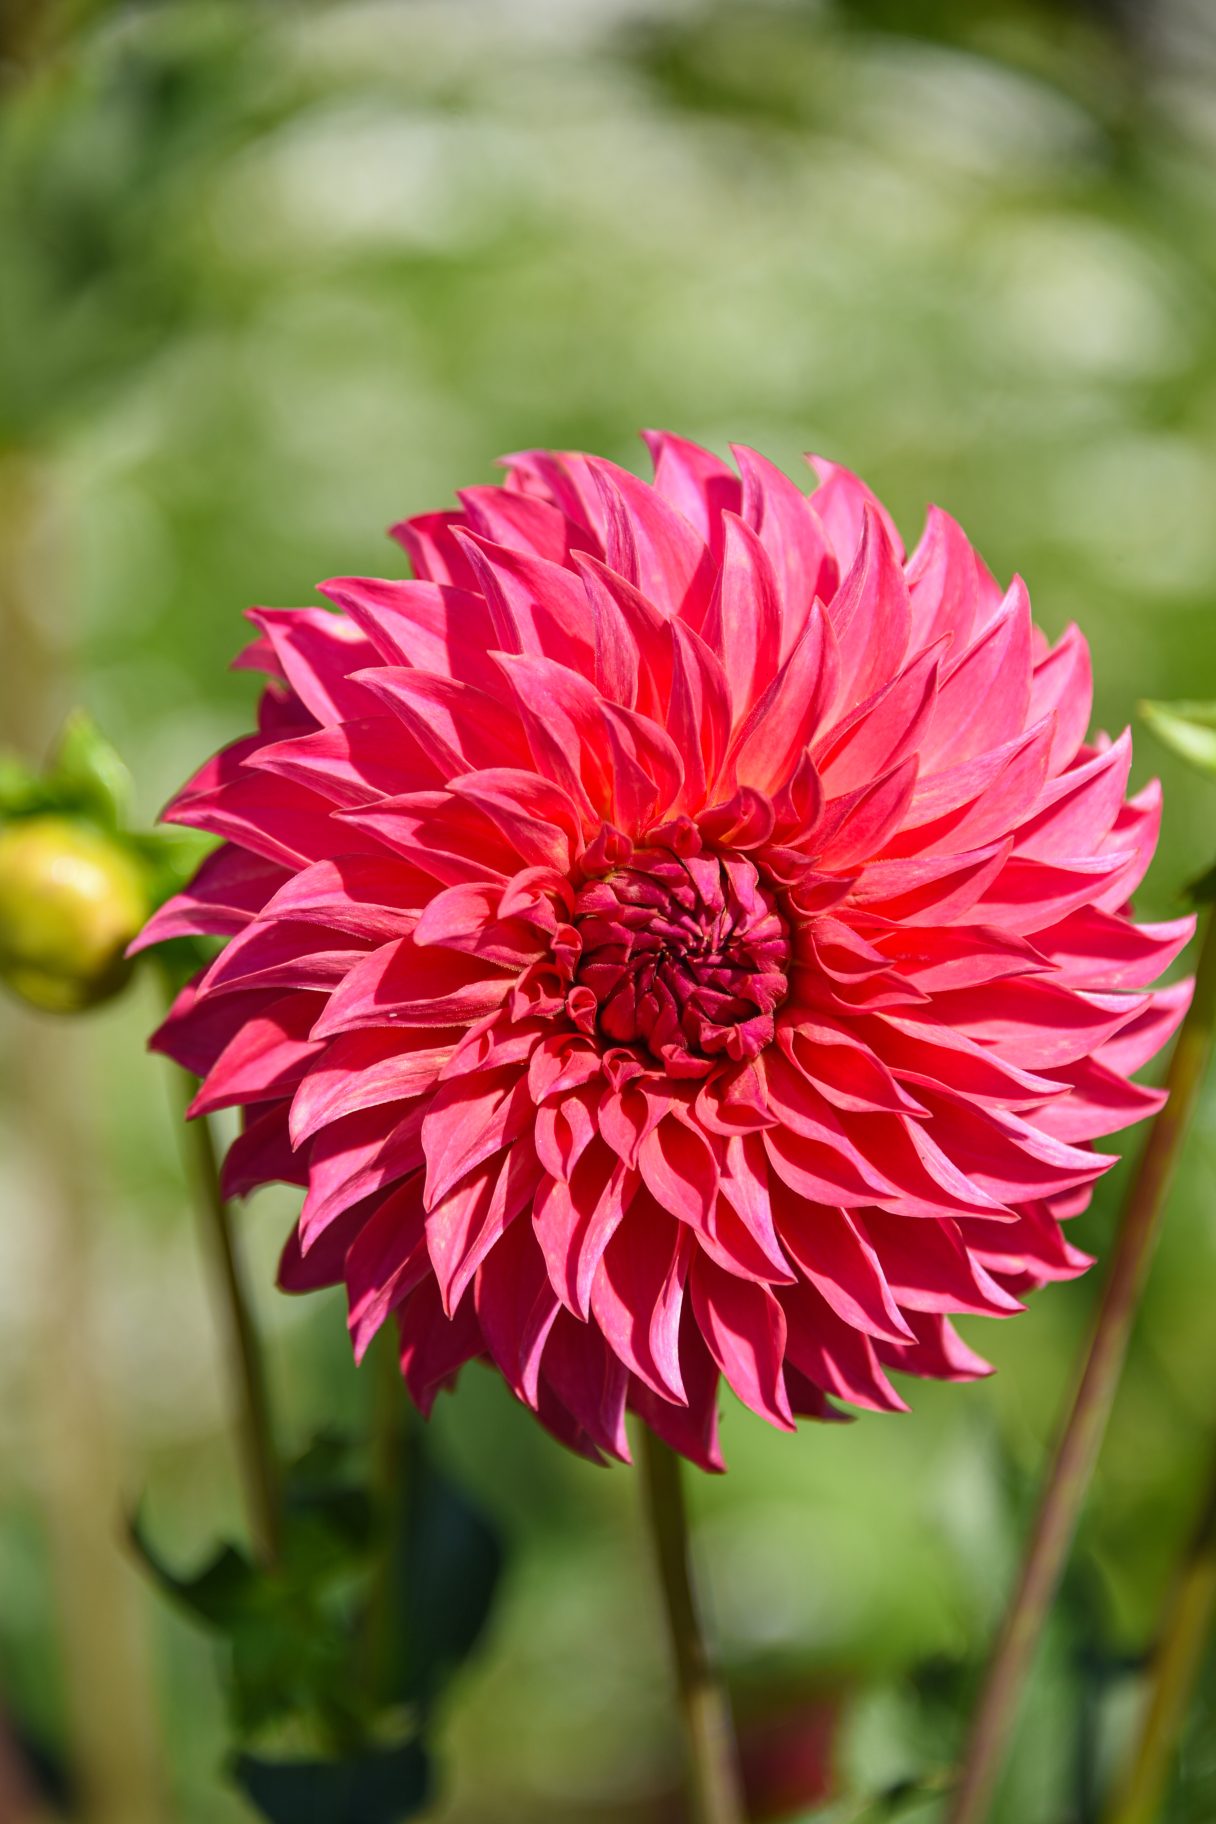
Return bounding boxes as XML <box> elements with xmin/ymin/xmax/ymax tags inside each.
<box><xmin>949</xmin><ymin>909</ymin><xmax>1216</xmax><ymax>1824</ymax></box>
<box><xmin>1103</xmin><ymin>1452</ymin><xmax>1216</xmax><ymax>1824</ymax></box>
<box><xmin>637</xmin><ymin>1425</ymin><xmax>746</xmax><ymax>1824</ymax></box>
<box><xmin>174</xmin><ymin>1082</ymin><xmax>281</xmax><ymax>1567</ymax></box>
<box><xmin>362</xmin><ymin>1327</ymin><xmax>407</xmax><ymax>1701</ymax></box>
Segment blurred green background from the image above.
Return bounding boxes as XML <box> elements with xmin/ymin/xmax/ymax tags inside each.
<box><xmin>2</xmin><ymin>1</ymin><xmax>1215</xmax><ymax>1820</ymax></box>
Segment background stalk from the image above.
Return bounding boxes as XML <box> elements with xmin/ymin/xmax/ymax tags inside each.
<box><xmin>2</xmin><ymin>452</ymin><xmax>163</xmax><ymax>1824</ymax></box>
<box><xmin>949</xmin><ymin>908</ymin><xmax>1216</xmax><ymax>1824</ymax></box>
<box><xmin>637</xmin><ymin>1424</ymin><xmax>746</xmax><ymax>1824</ymax></box>
<box><xmin>1103</xmin><ymin>1447</ymin><xmax>1216</xmax><ymax>1824</ymax></box>
<box><xmin>171</xmin><ymin>1081</ymin><xmax>282</xmax><ymax>1567</ymax></box>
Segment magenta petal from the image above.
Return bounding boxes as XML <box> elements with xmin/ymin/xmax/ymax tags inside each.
<box><xmin>300</xmin><ymin>1104</ymin><xmax>425</xmax><ymax>1245</ymax></box>
<box><xmin>689</xmin><ymin>1252</ymin><xmax>794</xmax><ymax>1429</ymax></box>
<box><xmin>699</xmin><ymin>511</ymin><xmax>782</xmax><ymax>727</ymax></box>
<box><xmin>130</xmin><ymin>844</ymin><xmax>288</xmax><ymax>954</ymax></box>
<box><xmin>278</xmin><ymin>1203</ymin><xmax>366</xmax><ymax>1294</ymax></box>
<box><xmin>313</xmin><ymin>937</ymin><xmax>513</xmax><ymax>1039</ymax></box>
<box><xmin>221</xmin><ymin>1103</ymin><xmax>308</xmax><ymax>1200</ymax></box>
<box><xmin>191</xmin><ymin>995</ymin><xmax>324</xmax><ymax>1117</ymax></box>
<box><xmin>825</xmin><ymin>507</ymin><xmax>912</xmax><ymax>715</ymax></box>
<box><xmin>397</xmin><ymin>1280</ymin><xmax>484</xmax><ymax>1417</ymax></box>
<box><xmin>534</xmin><ymin>1145</ymin><xmax>637</xmax><ymax>1319</ymax></box>
<box><xmin>920</xmin><ymin>578</ymin><xmax>1033</xmax><ymax>770</ymax></box>
<box><xmin>862</xmin><ymin>1209</ymin><xmax>1022</xmax><ymax>1317</ymax></box>
<box><xmin>1029</xmin><ymin>623</ymin><xmax>1093</xmax><ymax>773</ymax></box>
<box><xmin>730</xmin><ymin>603</ymin><xmax>840</xmax><ymax>796</ymax></box>
<box><xmin>774</xmin><ymin>1193</ymin><xmax>913</xmax><ymax>1344</ymax></box>
<box><xmin>733</xmin><ymin>443</ymin><xmax>837</xmax><ymax>656</ymax></box>
<box><xmin>474</xmin><ymin>1213</ymin><xmax>562</xmax><ymax>1407</ymax></box>
<box><xmin>591</xmin><ymin>1204</ymin><xmax>690</xmax><ymax>1403</ymax></box>
<box><xmin>638</xmin><ymin>1117</ymin><xmax>720</xmax><ymax>1228</ymax></box>
<box><xmin>426</xmin><ymin>1136</ymin><xmax>541</xmax><ymax>1317</ymax></box>
<box><xmin>782</xmin><ymin>1280</ymin><xmax>909</xmax><ymax>1413</ymax></box>
<box><xmin>345</xmin><ymin>1176</ymin><xmax>430</xmax><ymax>1359</ymax></box>
<box><xmin>628</xmin><ymin>1306</ymin><xmax>725</xmax><ymax>1472</ymax></box>
<box><xmin>905</xmin><ymin>505</ymin><xmax>980</xmax><ymax>654</ymax></box>
<box><xmin>421</xmin><ymin>1065</ymin><xmax>534</xmax><ymax>1208</ymax></box>
<box><xmin>645</xmin><ymin>430</ymin><xmax>741</xmax><ymax>552</ymax></box>
<box><xmin>540</xmin><ymin>1311</ymin><xmax>632</xmax><ymax>1462</ymax></box>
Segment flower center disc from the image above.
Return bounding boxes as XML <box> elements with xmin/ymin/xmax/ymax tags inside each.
<box><xmin>572</xmin><ymin>847</ymin><xmax>791</xmax><ymax>1076</ymax></box>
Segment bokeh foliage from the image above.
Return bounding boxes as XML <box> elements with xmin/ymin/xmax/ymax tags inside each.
<box><xmin>2</xmin><ymin>2</ymin><xmax>1216</xmax><ymax>1819</ymax></box>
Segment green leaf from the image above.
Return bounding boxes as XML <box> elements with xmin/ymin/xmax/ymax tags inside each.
<box><xmin>1139</xmin><ymin>699</ymin><xmax>1216</xmax><ymax>777</ymax></box>
<box><xmin>0</xmin><ymin>751</ymin><xmax>43</xmax><ymax>818</ymax></box>
<box><xmin>280</xmin><ymin>1434</ymin><xmax>376</xmax><ymax>1589</ymax></box>
<box><xmin>129</xmin><ymin>1444</ymin><xmax>379</xmax><ymax>1741</ymax></box>
<box><xmin>1186</xmin><ymin>861</ymin><xmax>1216</xmax><ymax>907</ymax></box>
<box><xmin>47</xmin><ymin>709</ymin><xmax>132</xmax><ymax>827</ymax></box>
<box><xmin>233</xmin><ymin>1738</ymin><xmax>431</xmax><ymax>1824</ymax></box>
<box><xmin>128</xmin><ymin>1512</ymin><xmax>261</xmax><ymax>1631</ymax></box>
<box><xmin>388</xmin><ymin>1440</ymin><xmax>504</xmax><ymax>1713</ymax></box>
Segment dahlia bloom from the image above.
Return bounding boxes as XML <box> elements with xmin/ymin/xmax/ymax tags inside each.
<box><xmin>139</xmin><ymin>436</ymin><xmax>1192</xmax><ymax>1470</ymax></box>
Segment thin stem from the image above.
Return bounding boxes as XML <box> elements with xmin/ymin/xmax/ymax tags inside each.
<box><xmin>637</xmin><ymin>1424</ymin><xmax>746</xmax><ymax>1824</ymax></box>
<box><xmin>949</xmin><ymin>908</ymin><xmax>1216</xmax><ymax>1824</ymax></box>
<box><xmin>361</xmin><ymin>1327</ymin><xmax>407</xmax><ymax>1701</ymax></box>
<box><xmin>1103</xmin><ymin>1452</ymin><xmax>1216</xmax><ymax>1824</ymax></box>
<box><xmin>174</xmin><ymin>1082</ymin><xmax>282</xmax><ymax>1567</ymax></box>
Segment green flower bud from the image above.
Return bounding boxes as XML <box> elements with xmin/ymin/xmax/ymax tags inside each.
<box><xmin>0</xmin><ymin>815</ymin><xmax>151</xmax><ymax>1013</ymax></box>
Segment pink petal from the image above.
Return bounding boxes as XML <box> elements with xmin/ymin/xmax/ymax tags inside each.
<box><xmin>644</xmin><ymin>430</ymin><xmax>741</xmax><ymax>552</ymax></box>
<box><xmin>421</xmin><ymin>1064</ymin><xmax>535</xmax><ymax>1208</ymax></box>
<box><xmin>345</xmin><ymin>1175</ymin><xmax>430</xmax><ymax>1359</ymax></box>
<box><xmin>773</xmin><ymin>1192</ymin><xmax>914</xmax><ymax>1344</ymax></box>
<box><xmin>190</xmin><ymin>995</ymin><xmax>324</xmax><ymax>1117</ymax></box>
<box><xmin>427</xmin><ymin>1134</ymin><xmax>541</xmax><ymax>1315</ymax></box>
<box><xmin>825</xmin><ymin>507</ymin><xmax>912</xmax><ymax>715</ymax></box>
<box><xmin>690</xmin><ymin>1252</ymin><xmax>794</xmax><ymax>1428</ymax></box>
<box><xmin>289</xmin><ymin>1027</ymin><xmax>454</xmax><ymax>1145</ymax></box>
<box><xmin>591</xmin><ymin>1206</ymin><xmax>691</xmax><ymax>1403</ymax></box>
<box><xmin>312</xmin><ymin>936</ymin><xmax>513</xmax><ymax>1039</ymax></box>
<box><xmin>733</xmin><ymin>443</ymin><xmax>837</xmax><ymax>656</ymax></box>
<box><xmin>729</xmin><ymin>602</ymin><xmax>840</xmax><ymax>796</ymax></box>
<box><xmin>905</xmin><ymin>505</ymin><xmax>981</xmax><ymax>654</ymax></box>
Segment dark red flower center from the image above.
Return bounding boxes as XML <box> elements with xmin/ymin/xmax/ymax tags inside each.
<box><xmin>571</xmin><ymin>846</ymin><xmax>791</xmax><ymax>1075</ymax></box>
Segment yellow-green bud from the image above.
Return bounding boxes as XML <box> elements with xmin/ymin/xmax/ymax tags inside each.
<box><xmin>0</xmin><ymin>816</ymin><xmax>150</xmax><ymax>1013</ymax></box>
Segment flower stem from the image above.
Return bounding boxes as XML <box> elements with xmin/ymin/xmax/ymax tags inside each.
<box><xmin>637</xmin><ymin>1424</ymin><xmax>746</xmax><ymax>1824</ymax></box>
<box><xmin>361</xmin><ymin>1327</ymin><xmax>407</xmax><ymax>1701</ymax></box>
<box><xmin>175</xmin><ymin>1084</ymin><xmax>282</xmax><ymax>1567</ymax></box>
<box><xmin>1103</xmin><ymin>1449</ymin><xmax>1216</xmax><ymax>1824</ymax></box>
<box><xmin>949</xmin><ymin>908</ymin><xmax>1216</xmax><ymax>1824</ymax></box>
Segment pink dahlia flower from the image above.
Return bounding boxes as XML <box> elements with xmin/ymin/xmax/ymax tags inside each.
<box><xmin>139</xmin><ymin>436</ymin><xmax>1192</xmax><ymax>1470</ymax></box>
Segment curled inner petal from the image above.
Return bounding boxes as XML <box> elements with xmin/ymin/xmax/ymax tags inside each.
<box><xmin>572</xmin><ymin>846</ymin><xmax>791</xmax><ymax>1075</ymax></box>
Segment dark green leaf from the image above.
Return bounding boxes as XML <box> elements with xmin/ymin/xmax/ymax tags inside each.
<box><xmin>128</xmin><ymin>1512</ymin><xmax>260</xmax><ymax>1631</ymax></box>
<box><xmin>130</xmin><ymin>1446</ymin><xmax>380</xmax><ymax>1741</ymax></box>
<box><xmin>280</xmin><ymin>1431</ymin><xmax>376</xmax><ymax>1580</ymax></box>
<box><xmin>389</xmin><ymin>1440</ymin><xmax>504</xmax><ymax>1713</ymax></box>
<box><xmin>233</xmin><ymin>1738</ymin><xmax>431</xmax><ymax>1824</ymax></box>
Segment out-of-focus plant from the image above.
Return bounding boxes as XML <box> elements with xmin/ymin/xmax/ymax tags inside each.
<box><xmin>133</xmin><ymin>1423</ymin><xmax>502</xmax><ymax>1823</ymax></box>
<box><xmin>0</xmin><ymin>3</ymin><xmax>288</xmax><ymax>449</ymax></box>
